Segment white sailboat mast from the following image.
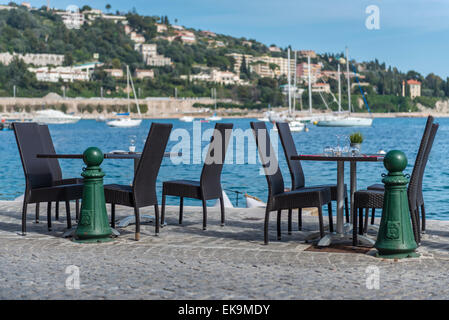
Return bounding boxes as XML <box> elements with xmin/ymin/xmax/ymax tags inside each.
<box><xmin>293</xmin><ymin>50</ymin><xmax>297</xmax><ymax>116</ymax></box>
<box><xmin>127</xmin><ymin>65</ymin><xmax>141</xmax><ymax>117</ymax></box>
<box><xmin>308</xmin><ymin>55</ymin><xmax>312</xmax><ymax>114</ymax></box>
<box><xmin>287</xmin><ymin>48</ymin><xmax>291</xmax><ymax>115</ymax></box>
<box><xmin>338</xmin><ymin>64</ymin><xmax>341</xmax><ymax>112</ymax></box>
<box><xmin>127</xmin><ymin>65</ymin><xmax>130</xmax><ymax>114</ymax></box>
<box><xmin>346</xmin><ymin>47</ymin><xmax>351</xmax><ymax>113</ymax></box>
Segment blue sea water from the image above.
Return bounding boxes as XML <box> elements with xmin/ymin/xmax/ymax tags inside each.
<box><xmin>1</xmin><ymin>117</ymin><xmax>448</xmax><ymax>220</ymax></box>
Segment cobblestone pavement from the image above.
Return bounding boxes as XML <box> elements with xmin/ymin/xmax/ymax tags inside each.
<box><xmin>1</xmin><ymin>200</ymin><xmax>449</xmax><ymax>299</ymax></box>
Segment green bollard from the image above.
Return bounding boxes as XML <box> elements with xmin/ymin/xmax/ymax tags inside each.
<box><xmin>374</xmin><ymin>150</ymin><xmax>419</xmax><ymax>259</ymax></box>
<box><xmin>74</xmin><ymin>147</ymin><xmax>113</xmax><ymax>243</ymax></box>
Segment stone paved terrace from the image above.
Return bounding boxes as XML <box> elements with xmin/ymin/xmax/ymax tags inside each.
<box><xmin>1</xmin><ymin>200</ymin><xmax>449</xmax><ymax>300</ymax></box>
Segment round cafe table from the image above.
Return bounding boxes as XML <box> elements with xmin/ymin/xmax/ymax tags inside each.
<box><xmin>37</xmin><ymin>151</ymin><xmax>180</xmax><ymax>236</ymax></box>
<box><xmin>290</xmin><ymin>153</ymin><xmax>384</xmax><ymax>247</ymax></box>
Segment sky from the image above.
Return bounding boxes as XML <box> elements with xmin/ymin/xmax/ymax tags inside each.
<box><xmin>25</xmin><ymin>0</ymin><xmax>449</xmax><ymax>78</ymax></box>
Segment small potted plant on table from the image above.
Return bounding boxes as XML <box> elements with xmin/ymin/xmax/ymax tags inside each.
<box><xmin>349</xmin><ymin>132</ymin><xmax>364</xmax><ymax>152</ymax></box>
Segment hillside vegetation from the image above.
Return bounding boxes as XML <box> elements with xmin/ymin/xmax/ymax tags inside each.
<box><xmin>0</xmin><ymin>4</ymin><xmax>448</xmax><ymax>113</ymax></box>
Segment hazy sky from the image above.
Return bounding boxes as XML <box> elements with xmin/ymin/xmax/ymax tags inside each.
<box><xmin>27</xmin><ymin>0</ymin><xmax>449</xmax><ymax>78</ymax></box>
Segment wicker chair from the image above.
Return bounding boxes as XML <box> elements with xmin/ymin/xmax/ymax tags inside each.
<box><xmin>367</xmin><ymin>116</ymin><xmax>434</xmax><ymax>231</ymax></box>
<box><xmin>38</xmin><ymin>125</ymin><xmax>82</xmax><ymax>223</ymax></box>
<box><xmin>104</xmin><ymin>123</ymin><xmax>173</xmax><ymax>241</ymax></box>
<box><xmin>276</xmin><ymin>121</ymin><xmax>349</xmax><ymax>234</ymax></box>
<box><xmin>353</xmin><ymin>123</ymin><xmax>439</xmax><ymax>245</ymax></box>
<box><xmin>13</xmin><ymin>122</ymin><xmax>83</xmax><ymax>235</ymax></box>
<box><xmin>251</xmin><ymin>121</ymin><xmax>333</xmax><ymax>244</ymax></box>
<box><xmin>160</xmin><ymin>123</ymin><xmax>233</xmax><ymax>230</ymax></box>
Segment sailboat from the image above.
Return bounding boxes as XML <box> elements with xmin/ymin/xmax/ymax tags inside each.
<box><xmin>316</xmin><ymin>47</ymin><xmax>373</xmax><ymax>127</ymax></box>
<box><xmin>107</xmin><ymin>66</ymin><xmax>142</xmax><ymax>128</ymax></box>
<box><xmin>206</xmin><ymin>88</ymin><xmax>222</xmax><ymax>121</ymax></box>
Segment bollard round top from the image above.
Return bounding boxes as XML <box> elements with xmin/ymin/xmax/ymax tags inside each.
<box><xmin>384</xmin><ymin>150</ymin><xmax>407</xmax><ymax>172</ymax></box>
<box><xmin>83</xmin><ymin>147</ymin><xmax>104</xmax><ymax>167</ymax></box>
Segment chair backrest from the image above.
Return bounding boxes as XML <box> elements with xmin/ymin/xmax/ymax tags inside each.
<box><xmin>133</xmin><ymin>122</ymin><xmax>173</xmax><ymax>207</ymax></box>
<box><xmin>416</xmin><ymin>123</ymin><xmax>438</xmax><ymax>204</ymax></box>
<box><xmin>200</xmin><ymin>123</ymin><xmax>233</xmax><ymax>198</ymax></box>
<box><xmin>407</xmin><ymin>116</ymin><xmax>434</xmax><ymax>208</ymax></box>
<box><xmin>12</xmin><ymin>122</ymin><xmax>53</xmax><ymax>189</ymax></box>
<box><xmin>276</xmin><ymin>122</ymin><xmax>305</xmax><ymax>189</ymax></box>
<box><xmin>250</xmin><ymin>121</ymin><xmax>284</xmax><ymax>197</ymax></box>
<box><xmin>38</xmin><ymin>124</ymin><xmax>63</xmax><ymax>182</ymax></box>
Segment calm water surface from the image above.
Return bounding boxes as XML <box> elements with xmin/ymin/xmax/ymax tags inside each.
<box><xmin>1</xmin><ymin>117</ymin><xmax>448</xmax><ymax>220</ymax></box>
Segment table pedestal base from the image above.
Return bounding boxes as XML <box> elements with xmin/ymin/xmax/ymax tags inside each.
<box><xmin>63</xmin><ymin>227</ymin><xmax>120</xmax><ymax>238</ymax></box>
<box><xmin>116</xmin><ymin>215</ymin><xmax>154</xmax><ymax>228</ymax></box>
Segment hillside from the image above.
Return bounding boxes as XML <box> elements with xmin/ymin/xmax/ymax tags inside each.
<box><xmin>0</xmin><ymin>3</ymin><xmax>448</xmax><ymax>113</ymax></box>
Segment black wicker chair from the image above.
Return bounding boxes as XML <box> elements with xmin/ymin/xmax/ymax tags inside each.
<box><xmin>276</xmin><ymin>121</ymin><xmax>349</xmax><ymax>234</ymax></box>
<box><xmin>104</xmin><ymin>123</ymin><xmax>173</xmax><ymax>241</ymax></box>
<box><xmin>13</xmin><ymin>122</ymin><xmax>83</xmax><ymax>235</ymax></box>
<box><xmin>367</xmin><ymin>116</ymin><xmax>434</xmax><ymax>229</ymax></box>
<box><xmin>160</xmin><ymin>123</ymin><xmax>233</xmax><ymax>230</ymax></box>
<box><xmin>251</xmin><ymin>121</ymin><xmax>333</xmax><ymax>245</ymax></box>
<box><xmin>352</xmin><ymin>123</ymin><xmax>439</xmax><ymax>245</ymax></box>
<box><xmin>38</xmin><ymin>125</ymin><xmax>82</xmax><ymax>223</ymax></box>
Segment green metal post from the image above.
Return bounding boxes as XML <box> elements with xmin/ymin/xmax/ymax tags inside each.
<box><xmin>374</xmin><ymin>150</ymin><xmax>419</xmax><ymax>259</ymax></box>
<box><xmin>74</xmin><ymin>147</ymin><xmax>113</xmax><ymax>243</ymax></box>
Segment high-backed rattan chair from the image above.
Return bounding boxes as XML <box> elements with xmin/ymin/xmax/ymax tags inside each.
<box><xmin>353</xmin><ymin>123</ymin><xmax>439</xmax><ymax>245</ymax></box>
<box><xmin>104</xmin><ymin>123</ymin><xmax>173</xmax><ymax>241</ymax></box>
<box><xmin>276</xmin><ymin>121</ymin><xmax>349</xmax><ymax>234</ymax></box>
<box><xmin>13</xmin><ymin>122</ymin><xmax>83</xmax><ymax>235</ymax></box>
<box><xmin>251</xmin><ymin>121</ymin><xmax>333</xmax><ymax>244</ymax></box>
<box><xmin>160</xmin><ymin>123</ymin><xmax>233</xmax><ymax>230</ymax></box>
<box><xmin>366</xmin><ymin>116</ymin><xmax>434</xmax><ymax>232</ymax></box>
<box><xmin>38</xmin><ymin>125</ymin><xmax>82</xmax><ymax>222</ymax></box>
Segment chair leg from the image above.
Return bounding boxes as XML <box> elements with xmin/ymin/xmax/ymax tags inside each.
<box><xmin>161</xmin><ymin>193</ymin><xmax>166</xmax><ymax>226</ymax></box>
<box><xmin>421</xmin><ymin>204</ymin><xmax>426</xmax><ymax>232</ymax></box>
<box><xmin>371</xmin><ymin>208</ymin><xmax>375</xmax><ymax>225</ymax></box>
<box><xmin>358</xmin><ymin>207</ymin><xmax>364</xmax><ymax>235</ymax></box>
<box><xmin>134</xmin><ymin>207</ymin><xmax>140</xmax><ymax>241</ymax></box>
<box><xmin>154</xmin><ymin>204</ymin><xmax>160</xmax><ymax>235</ymax></box>
<box><xmin>201</xmin><ymin>198</ymin><xmax>207</xmax><ymax>230</ymax></box>
<box><xmin>179</xmin><ymin>197</ymin><xmax>183</xmax><ymax>224</ymax></box>
<box><xmin>277</xmin><ymin>210</ymin><xmax>281</xmax><ymax>240</ymax></box>
<box><xmin>55</xmin><ymin>201</ymin><xmax>59</xmax><ymax>221</ymax></box>
<box><xmin>298</xmin><ymin>208</ymin><xmax>302</xmax><ymax>231</ymax></box>
<box><xmin>363</xmin><ymin>208</ymin><xmax>369</xmax><ymax>234</ymax></box>
<box><xmin>287</xmin><ymin>209</ymin><xmax>292</xmax><ymax>235</ymax></box>
<box><xmin>65</xmin><ymin>201</ymin><xmax>72</xmax><ymax>229</ymax></box>
<box><xmin>264</xmin><ymin>207</ymin><xmax>270</xmax><ymax>245</ymax></box>
<box><xmin>22</xmin><ymin>201</ymin><xmax>28</xmax><ymax>236</ymax></box>
<box><xmin>47</xmin><ymin>202</ymin><xmax>52</xmax><ymax>231</ymax></box>
<box><xmin>352</xmin><ymin>205</ymin><xmax>358</xmax><ymax>246</ymax></box>
<box><xmin>327</xmin><ymin>202</ymin><xmax>333</xmax><ymax>232</ymax></box>
<box><xmin>344</xmin><ymin>197</ymin><xmax>349</xmax><ymax>223</ymax></box>
<box><xmin>111</xmin><ymin>203</ymin><xmax>115</xmax><ymax>228</ymax></box>
<box><xmin>75</xmin><ymin>199</ymin><xmax>80</xmax><ymax>221</ymax></box>
<box><xmin>317</xmin><ymin>206</ymin><xmax>324</xmax><ymax>238</ymax></box>
<box><xmin>410</xmin><ymin>207</ymin><xmax>420</xmax><ymax>244</ymax></box>
<box><xmin>35</xmin><ymin>203</ymin><xmax>40</xmax><ymax>223</ymax></box>
<box><xmin>219</xmin><ymin>196</ymin><xmax>225</xmax><ymax>227</ymax></box>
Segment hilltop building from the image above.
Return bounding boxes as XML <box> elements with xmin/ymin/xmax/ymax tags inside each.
<box><xmin>312</xmin><ymin>83</ymin><xmax>331</xmax><ymax>93</ymax></box>
<box><xmin>298</xmin><ymin>50</ymin><xmax>317</xmax><ymax>58</ymax></box>
<box><xmin>226</xmin><ymin>53</ymin><xmax>295</xmax><ymax>78</ymax></box>
<box><xmin>55</xmin><ymin>9</ymin><xmax>85</xmax><ymax>29</ymax></box>
<box><xmin>181</xmin><ymin>69</ymin><xmax>241</xmax><ymax>85</ymax></box>
<box><xmin>134</xmin><ymin>43</ymin><xmax>172</xmax><ymax>67</ymax></box>
<box><xmin>29</xmin><ymin>62</ymin><xmax>103</xmax><ymax>83</ymax></box>
<box><xmin>135</xmin><ymin>69</ymin><xmax>154</xmax><ymax>79</ymax></box>
<box><xmin>104</xmin><ymin>69</ymin><xmax>124</xmax><ymax>78</ymax></box>
<box><xmin>297</xmin><ymin>62</ymin><xmax>322</xmax><ymax>83</ymax></box>
<box><xmin>0</xmin><ymin>52</ymin><xmax>64</xmax><ymax>66</ymax></box>
<box><xmin>268</xmin><ymin>46</ymin><xmax>282</xmax><ymax>53</ymax></box>
<box><xmin>407</xmin><ymin>79</ymin><xmax>421</xmax><ymax>99</ymax></box>
<box><xmin>155</xmin><ymin>23</ymin><xmax>168</xmax><ymax>33</ymax></box>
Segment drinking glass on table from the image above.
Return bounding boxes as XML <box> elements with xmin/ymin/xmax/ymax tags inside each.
<box><xmin>128</xmin><ymin>135</ymin><xmax>137</xmax><ymax>152</ymax></box>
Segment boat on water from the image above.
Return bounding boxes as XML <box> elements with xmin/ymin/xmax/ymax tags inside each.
<box><xmin>33</xmin><ymin>109</ymin><xmax>81</xmax><ymax>124</ymax></box>
<box><xmin>316</xmin><ymin>47</ymin><xmax>373</xmax><ymax>127</ymax></box>
<box><xmin>207</xmin><ymin>113</ymin><xmax>222</xmax><ymax>121</ymax></box>
<box><xmin>107</xmin><ymin>65</ymin><xmax>142</xmax><ymax>128</ymax></box>
<box><xmin>180</xmin><ymin>115</ymin><xmax>195</xmax><ymax>122</ymax></box>
<box><xmin>212</xmin><ymin>191</ymin><xmax>234</xmax><ymax>208</ymax></box>
<box><xmin>317</xmin><ymin>116</ymin><xmax>372</xmax><ymax>127</ymax></box>
<box><xmin>245</xmin><ymin>194</ymin><xmax>266</xmax><ymax>208</ymax></box>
